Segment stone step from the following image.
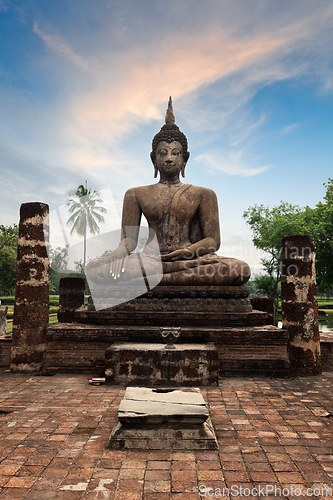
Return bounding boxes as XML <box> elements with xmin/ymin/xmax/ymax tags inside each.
<box><xmin>59</xmin><ymin>309</ymin><xmax>270</xmax><ymax>327</ymax></box>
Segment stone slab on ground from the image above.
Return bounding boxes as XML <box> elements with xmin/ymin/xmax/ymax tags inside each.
<box><xmin>118</xmin><ymin>387</ymin><xmax>209</xmax><ymax>424</ymax></box>
<box><xmin>108</xmin><ymin>418</ymin><xmax>218</xmax><ymax>450</ymax></box>
<box><xmin>108</xmin><ymin>386</ymin><xmax>217</xmax><ymax>450</ymax></box>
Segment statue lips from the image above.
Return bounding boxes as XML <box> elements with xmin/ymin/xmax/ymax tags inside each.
<box><xmin>161</xmin><ymin>161</ymin><xmax>179</xmax><ymax>176</ymax></box>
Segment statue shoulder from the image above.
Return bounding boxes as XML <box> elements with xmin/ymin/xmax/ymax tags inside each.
<box><xmin>189</xmin><ymin>185</ymin><xmax>217</xmax><ymax>200</ymax></box>
<box><xmin>124</xmin><ymin>185</ymin><xmax>152</xmax><ymax>196</ymax></box>
<box><xmin>124</xmin><ymin>184</ymin><xmax>156</xmax><ymax>204</ymax></box>
<box><xmin>124</xmin><ymin>187</ymin><xmax>138</xmax><ymax>200</ymax></box>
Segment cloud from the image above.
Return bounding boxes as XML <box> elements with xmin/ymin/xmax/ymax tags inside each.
<box><xmin>0</xmin><ymin>0</ymin><xmax>9</xmax><ymax>12</ymax></box>
<box><xmin>281</xmin><ymin>123</ymin><xmax>300</xmax><ymax>135</ymax></box>
<box><xmin>2</xmin><ymin>1</ymin><xmax>333</xmax><ymax>224</ymax></box>
<box><xmin>59</xmin><ymin>28</ymin><xmax>291</xmax><ymax>174</ymax></box>
<box><xmin>68</xmin><ymin>30</ymin><xmax>288</xmax><ymax>142</ymax></box>
<box><xmin>57</xmin><ymin>2</ymin><xmax>333</xmax><ymax>170</ymax></box>
<box><xmin>33</xmin><ymin>23</ymin><xmax>88</xmax><ymax>70</ymax></box>
<box><xmin>230</xmin><ymin>115</ymin><xmax>268</xmax><ymax>147</ymax></box>
<box><xmin>195</xmin><ymin>152</ymin><xmax>271</xmax><ymax>177</ymax></box>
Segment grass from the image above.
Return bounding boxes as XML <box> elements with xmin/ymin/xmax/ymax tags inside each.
<box><xmin>319</xmin><ymin>309</ymin><xmax>333</xmax><ymax>315</ymax></box>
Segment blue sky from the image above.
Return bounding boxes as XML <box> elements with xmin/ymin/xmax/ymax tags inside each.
<box><xmin>1</xmin><ymin>0</ymin><xmax>333</xmax><ymax>274</ymax></box>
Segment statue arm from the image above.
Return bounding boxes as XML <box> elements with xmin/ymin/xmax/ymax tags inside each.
<box><xmin>109</xmin><ymin>188</ymin><xmax>142</xmax><ymax>277</ymax></box>
<box><xmin>197</xmin><ymin>188</ymin><xmax>220</xmax><ymax>250</ymax></box>
<box><xmin>119</xmin><ymin>188</ymin><xmax>142</xmax><ymax>253</ymax></box>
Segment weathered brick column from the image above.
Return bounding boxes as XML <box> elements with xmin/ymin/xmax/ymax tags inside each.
<box><xmin>11</xmin><ymin>202</ymin><xmax>49</xmax><ymax>372</ymax></box>
<box><xmin>281</xmin><ymin>235</ymin><xmax>321</xmax><ymax>375</ymax></box>
<box><xmin>58</xmin><ymin>277</ymin><xmax>85</xmax><ymax>323</ymax></box>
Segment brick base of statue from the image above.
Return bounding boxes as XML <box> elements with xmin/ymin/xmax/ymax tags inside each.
<box><xmin>59</xmin><ymin>285</ymin><xmax>269</xmax><ymax>327</ymax></box>
<box><xmin>44</xmin><ymin>285</ymin><xmax>289</xmax><ymax>377</ymax></box>
<box><xmin>105</xmin><ymin>342</ymin><xmax>219</xmax><ymax>386</ymax></box>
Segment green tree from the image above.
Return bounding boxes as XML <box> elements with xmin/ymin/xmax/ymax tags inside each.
<box><xmin>49</xmin><ymin>245</ymin><xmax>69</xmax><ymax>295</ymax></box>
<box><xmin>252</xmin><ymin>274</ymin><xmax>281</xmax><ymax>305</ymax></box>
<box><xmin>49</xmin><ymin>245</ymin><xmax>69</xmax><ymax>272</ymax></box>
<box><xmin>66</xmin><ymin>181</ymin><xmax>106</xmax><ymax>276</ymax></box>
<box><xmin>0</xmin><ymin>224</ymin><xmax>19</xmax><ymax>295</ymax></box>
<box><xmin>305</xmin><ymin>178</ymin><xmax>333</xmax><ymax>292</ymax></box>
<box><xmin>243</xmin><ymin>202</ymin><xmax>309</xmax><ymax>311</ymax></box>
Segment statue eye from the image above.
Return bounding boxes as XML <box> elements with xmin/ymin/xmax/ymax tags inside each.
<box><xmin>159</xmin><ymin>150</ymin><xmax>167</xmax><ymax>156</ymax></box>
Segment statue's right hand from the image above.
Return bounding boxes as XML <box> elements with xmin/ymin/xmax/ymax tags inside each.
<box><xmin>109</xmin><ymin>247</ymin><xmax>129</xmax><ymax>279</ymax></box>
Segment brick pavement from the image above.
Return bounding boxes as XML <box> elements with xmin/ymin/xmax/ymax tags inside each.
<box><xmin>1</xmin><ymin>369</ymin><xmax>333</xmax><ymax>499</ymax></box>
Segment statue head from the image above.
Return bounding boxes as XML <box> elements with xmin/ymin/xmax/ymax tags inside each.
<box><xmin>151</xmin><ymin>97</ymin><xmax>190</xmax><ymax>178</ymax></box>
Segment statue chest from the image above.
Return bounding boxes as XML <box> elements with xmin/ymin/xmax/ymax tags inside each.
<box><xmin>140</xmin><ymin>195</ymin><xmax>198</xmax><ymax>225</ymax></box>
<box><xmin>137</xmin><ymin>184</ymin><xmax>199</xmax><ymax>225</ymax></box>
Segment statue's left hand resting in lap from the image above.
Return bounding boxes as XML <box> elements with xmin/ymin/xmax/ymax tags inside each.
<box><xmin>86</xmin><ymin>98</ymin><xmax>251</xmax><ymax>287</ymax></box>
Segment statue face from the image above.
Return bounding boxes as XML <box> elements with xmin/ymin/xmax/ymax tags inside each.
<box><xmin>155</xmin><ymin>141</ymin><xmax>186</xmax><ymax>178</ymax></box>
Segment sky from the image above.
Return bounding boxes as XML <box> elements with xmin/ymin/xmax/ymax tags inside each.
<box><xmin>1</xmin><ymin>0</ymin><xmax>333</xmax><ymax>275</ymax></box>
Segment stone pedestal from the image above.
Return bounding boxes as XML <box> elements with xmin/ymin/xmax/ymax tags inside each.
<box><xmin>108</xmin><ymin>387</ymin><xmax>218</xmax><ymax>450</ymax></box>
<box><xmin>63</xmin><ymin>285</ymin><xmax>271</xmax><ymax>327</ymax></box>
<box><xmin>11</xmin><ymin>202</ymin><xmax>49</xmax><ymax>372</ymax></box>
<box><xmin>281</xmin><ymin>235</ymin><xmax>321</xmax><ymax>375</ymax></box>
<box><xmin>105</xmin><ymin>342</ymin><xmax>218</xmax><ymax>386</ymax></box>
<box><xmin>58</xmin><ymin>277</ymin><xmax>85</xmax><ymax>323</ymax></box>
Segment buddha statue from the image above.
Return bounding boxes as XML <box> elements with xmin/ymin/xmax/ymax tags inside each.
<box><xmin>86</xmin><ymin>98</ymin><xmax>251</xmax><ymax>287</ymax></box>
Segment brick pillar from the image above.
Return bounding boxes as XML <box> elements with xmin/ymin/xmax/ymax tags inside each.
<box><xmin>58</xmin><ymin>277</ymin><xmax>85</xmax><ymax>323</ymax></box>
<box><xmin>11</xmin><ymin>203</ymin><xmax>49</xmax><ymax>372</ymax></box>
<box><xmin>281</xmin><ymin>235</ymin><xmax>321</xmax><ymax>375</ymax></box>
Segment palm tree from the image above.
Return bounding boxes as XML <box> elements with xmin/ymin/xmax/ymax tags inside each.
<box><xmin>66</xmin><ymin>181</ymin><xmax>107</xmax><ymax>277</ymax></box>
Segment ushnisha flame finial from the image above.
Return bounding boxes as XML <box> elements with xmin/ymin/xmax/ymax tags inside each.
<box><xmin>151</xmin><ymin>96</ymin><xmax>189</xmax><ymax>171</ymax></box>
<box><xmin>165</xmin><ymin>96</ymin><xmax>175</xmax><ymax>126</ymax></box>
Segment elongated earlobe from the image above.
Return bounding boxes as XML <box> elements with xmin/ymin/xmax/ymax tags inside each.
<box><xmin>181</xmin><ymin>152</ymin><xmax>189</xmax><ymax>177</ymax></box>
<box><xmin>150</xmin><ymin>152</ymin><xmax>158</xmax><ymax>177</ymax></box>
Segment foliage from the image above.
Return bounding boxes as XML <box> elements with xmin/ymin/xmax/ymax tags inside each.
<box><xmin>243</xmin><ymin>202</ymin><xmax>309</xmax><ymax>311</ymax></box>
<box><xmin>0</xmin><ymin>224</ymin><xmax>19</xmax><ymax>295</ymax></box>
<box><xmin>305</xmin><ymin>178</ymin><xmax>333</xmax><ymax>292</ymax></box>
<box><xmin>252</xmin><ymin>274</ymin><xmax>281</xmax><ymax>303</ymax></box>
<box><xmin>66</xmin><ymin>181</ymin><xmax>106</xmax><ymax>276</ymax></box>
<box><xmin>244</xmin><ymin>179</ymin><xmax>333</xmax><ymax>304</ymax></box>
<box><xmin>49</xmin><ymin>245</ymin><xmax>69</xmax><ymax>271</ymax></box>
<box><xmin>99</xmin><ymin>249</ymin><xmax>114</xmax><ymax>257</ymax></box>
<box><xmin>49</xmin><ymin>245</ymin><xmax>69</xmax><ymax>295</ymax></box>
